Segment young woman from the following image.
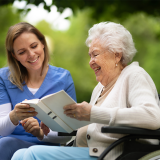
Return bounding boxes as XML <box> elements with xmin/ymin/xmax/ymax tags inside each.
<box><xmin>0</xmin><ymin>22</ymin><xmax>76</xmax><ymax>160</ymax></box>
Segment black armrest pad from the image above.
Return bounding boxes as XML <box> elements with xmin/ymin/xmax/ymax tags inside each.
<box><xmin>58</xmin><ymin>130</ymin><xmax>77</xmax><ymax>136</ymax></box>
<box><xmin>101</xmin><ymin>126</ymin><xmax>160</xmax><ymax>136</ymax></box>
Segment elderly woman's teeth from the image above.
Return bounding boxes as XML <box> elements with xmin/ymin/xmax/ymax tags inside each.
<box><xmin>95</xmin><ymin>67</ymin><xmax>101</xmax><ymax>72</ymax></box>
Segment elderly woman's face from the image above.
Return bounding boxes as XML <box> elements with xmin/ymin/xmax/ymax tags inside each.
<box><xmin>89</xmin><ymin>39</ymin><xmax>117</xmax><ymax>86</ymax></box>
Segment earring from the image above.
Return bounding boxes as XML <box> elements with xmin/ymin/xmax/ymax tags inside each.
<box><xmin>116</xmin><ymin>64</ymin><xmax>118</xmax><ymax>67</ymax></box>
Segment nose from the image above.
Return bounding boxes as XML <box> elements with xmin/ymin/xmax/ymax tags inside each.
<box><xmin>28</xmin><ymin>49</ymin><xmax>35</xmax><ymax>57</ymax></box>
<box><xmin>89</xmin><ymin>57</ymin><xmax>94</xmax><ymax>66</ymax></box>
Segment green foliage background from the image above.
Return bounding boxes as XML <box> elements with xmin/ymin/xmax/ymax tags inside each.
<box><xmin>0</xmin><ymin>5</ymin><xmax>21</xmax><ymax>68</ymax></box>
<box><xmin>0</xmin><ymin>4</ymin><xmax>160</xmax><ymax>103</ymax></box>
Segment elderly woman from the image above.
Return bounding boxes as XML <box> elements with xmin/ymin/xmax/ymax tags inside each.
<box><xmin>12</xmin><ymin>22</ymin><xmax>160</xmax><ymax>160</ymax></box>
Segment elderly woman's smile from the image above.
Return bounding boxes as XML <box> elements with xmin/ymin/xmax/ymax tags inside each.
<box><xmin>93</xmin><ymin>66</ymin><xmax>101</xmax><ymax>74</ymax></box>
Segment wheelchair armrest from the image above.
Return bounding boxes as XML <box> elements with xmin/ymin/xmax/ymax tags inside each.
<box><xmin>101</xmin><ymin>126</ymin><xmax>160</xmax><ymax>136</ymax></box>
<box><xmin>58</xmin><ymin>130</ymin><xmax>77</xmax><ymax>136</ymax></box>
<box><xmin>99</xmin><ymin>126</ymin><xmax>160</xmax><ymax>160</ymax></box>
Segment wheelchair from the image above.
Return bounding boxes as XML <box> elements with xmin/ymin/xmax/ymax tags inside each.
<box><xmin>59</xmin><ymin>126</ymin><xmax>160</xmax><ymax>160</ymax></box>
<box><xmin>98</xmin><ymin>94</ymin><xmax>160</xmax><ymax>160</ymax></box>
<box><xmin>59</xmin><ymin>95</ymin><xmax>160</xmax><ymax>160</ymax></box>
<box><xmin>99</xmin><ymin>126</ymin><xmax>160</xmax><ymax>160</ymax></box>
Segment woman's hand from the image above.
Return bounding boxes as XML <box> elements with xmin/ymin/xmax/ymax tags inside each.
<box><xmin>10</xmin><ymin>103</ymin><xmax>37</xmax><ymax>125</ymax></box>
<box><xmin>40</xmin><ymin>122</ymin><xmax>50</xmax><ymax>136</ymax></box>
<box><xmin>21</xmin><ymin>117</ymin><xmax>44</xmax><ymax>140</ymax></box>
<box><xmin>63</xmin><ymin>101</ymin><xmax>92</xmax><ymax>121</ymax></box>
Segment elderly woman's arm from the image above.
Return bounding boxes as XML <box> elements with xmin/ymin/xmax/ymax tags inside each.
<box><xmin>64</xmin><ymin>69</ymin><xmax>160</xmax><ymax>131</ymax></box>
<box><xmin>90</xmin><ymin>71</ymin><xmax>160</xmax><ymax>130</ymax></box>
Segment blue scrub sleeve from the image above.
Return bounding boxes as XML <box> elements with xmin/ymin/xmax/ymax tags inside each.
<box><xmin>65</xmin><ymin>72</ymin><xmax>77</xmax><ymax>102</ymax></box>
<box><xmin>0</xmin><ymin>77</ymin><xmax>11</xmax><ymax>105</ymax></box>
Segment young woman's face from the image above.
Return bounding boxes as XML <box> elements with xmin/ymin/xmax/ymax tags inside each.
<box><xmin>13</xmin><ymin>32</ymin><xmax>45</xmax><ymax>74</ymax></box>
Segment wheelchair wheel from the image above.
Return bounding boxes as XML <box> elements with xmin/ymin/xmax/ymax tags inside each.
<box><xmin>139</xmin><ymin>150</ymin><xmax>160</xmax><ymax>160</ymax></box>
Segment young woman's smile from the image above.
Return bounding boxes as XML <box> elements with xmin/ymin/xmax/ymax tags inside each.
<box><xmin>28</xmin><ymin>56</ymin><xmax>39</xmax><ymax>64</ymax></box>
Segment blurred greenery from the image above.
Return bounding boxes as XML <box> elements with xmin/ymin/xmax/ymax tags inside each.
<box><xmin>0</xmin><ymin>4</ymin><xmax>160</xmax><ymax>103</ymax></box>
<box><xmin>35</xmin><ymin>9</ymin><xmax>97</xmax><ymax>102</ymax></box>
<box><xmin>1</xmin><ymin>0</ymin><xmax>160</xmax><ymax>19</ymax></box>
<box><xmin>0</xmin><ymin>5</ymin><xmax>21</xmax><ymax>67</ymax></box>
<box><xmin>123</xmin><ymin>13</ymin><xmax>160</xmax><ymax>92</ymax></box>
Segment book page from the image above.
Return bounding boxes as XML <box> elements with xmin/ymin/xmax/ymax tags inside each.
<box><xmin>41</xmin><ymin>90</ymin><xmax>90</xmax><ymax>131</ymax></box>
<box><xmin>22</xmin><ymin>99</ymin><xmax>40</xmax><ymax>104</ymax></box>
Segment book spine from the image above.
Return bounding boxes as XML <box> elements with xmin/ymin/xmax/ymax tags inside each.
<box><xmin>38</xmin><ymin>101</ymin><xmax>73</xmax><ymax>133</ymax></box>
<box><xmin>38</xmin><ymin>102</ymin><xmax>57</xmax><ymax>119</ymax></box>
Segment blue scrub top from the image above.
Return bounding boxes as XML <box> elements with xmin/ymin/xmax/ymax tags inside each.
<box><xmin>0</xmin><ymin>65</ymin><xmax>77</xmax><ymax>144</ymax></box>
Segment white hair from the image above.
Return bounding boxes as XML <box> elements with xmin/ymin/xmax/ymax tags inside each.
<box><xmin>86</xmin><ymin>22</ymin><xmax>137</xmax><ymax>65</ymax></box>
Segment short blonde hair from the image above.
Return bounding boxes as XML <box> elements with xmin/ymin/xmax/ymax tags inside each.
<box><xmin>86</xmin><ymin>22</ymin><xmax>137</xmax><ymax>65</ymax></box>
<box><xmin>5</xmin><ymin>22</ymin><xmax>50</xmax><ymax>89</ymax></box>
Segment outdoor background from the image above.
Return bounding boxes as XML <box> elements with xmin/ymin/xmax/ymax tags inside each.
<box><xmin>0</xmin><ymin>0</ymin><xmax>160</xmax><ymax>103</ymax></box>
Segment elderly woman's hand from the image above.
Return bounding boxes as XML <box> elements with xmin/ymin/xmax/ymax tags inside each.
<box><xmin>40</xmin><ymin>121</ymin><xmax>50</xmax><ymax>136</ymax></box>
<box><xmin>63</xmin><ymin>101</ymin><xmax>92</xmax><ymax>121</ymax></box>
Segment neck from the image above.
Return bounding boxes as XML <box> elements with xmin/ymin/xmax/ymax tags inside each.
<box><xmin>102</xmin><ymin>63</ymin><xmax>125</xmax><ymax>87</ymax></box>
<box><xmin>26</xmin><ymin>65</ymin><xmax>49</xmax><ymax>88</ymax></box>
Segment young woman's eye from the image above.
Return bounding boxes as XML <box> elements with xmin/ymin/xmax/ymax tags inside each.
<box><xmin>19</xmin><ymin>51</ymin><xmax>25</xmax><ymax>55</ymax></box>
<box><xmin>32</xmin><ymin>44</ymin><xmax>37</xmax><ymax>48</ymax></box>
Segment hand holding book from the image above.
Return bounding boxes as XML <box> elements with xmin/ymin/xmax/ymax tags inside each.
<box><xmin>22</xmin><ymin>90</ymin><xmax>90</xmax><ymax>133</ymax></box>
<box><xmin>64</xmin><ymin>101</ymin><xmax>92</xmax><ymax>121</ymax></box>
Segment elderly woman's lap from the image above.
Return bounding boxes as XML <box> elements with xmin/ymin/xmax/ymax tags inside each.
<box><xmin>12</xmin><ymin>146</ymin><xmax>98</xmax><ymax>160</ymax></box>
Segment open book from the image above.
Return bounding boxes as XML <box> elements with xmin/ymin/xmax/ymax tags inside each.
<box><xmin>22</xmin><ymin>90</ymin><xmax>90</xmax><ymax>133</ymax></box>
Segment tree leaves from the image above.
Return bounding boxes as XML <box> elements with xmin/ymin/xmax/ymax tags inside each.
<box><xmin>1</xmin><ymin>0</ymin><xmax>160</xmax><ymax>20</ymax></box>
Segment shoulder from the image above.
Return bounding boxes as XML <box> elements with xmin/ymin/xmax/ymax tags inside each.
<box><xmin>124</xmin><ymin>62</ymin><xmax>145</xmax><ymax>72</ymax></box>
<box><xmin>121</xmin><ymin>62</ymin><xmax>150</xmax><ymax>79</ymax></box>
<box><xmin>49</xmin><ymin>65</ymin><xmax>70</xmax><ymax>74</ymax></box>
<box><xmin>0</xmin><ymin>67</ymin><xmax>14</xmax><ymax>88</ymax></box>
<box><xmin>47</xmin><ymin>65</ymin><xmax>71</xmax><ymax>79</ymax></box>
<box><xmin>0</xmin><ymin>67</ymin><xmax>10</xmax><ymax>80</ymax></box>
<box><xmin>119</xmin><ymin>61</ymin><xmax>155</xmax><ymax>88</ymax></box>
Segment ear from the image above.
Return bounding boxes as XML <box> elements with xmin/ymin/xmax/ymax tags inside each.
<box><xmin>115</xmin><ymin>52</ymin><xmax>122</xmax><ymax>64</ymax></box>
<box><xmin>11</xmin><ymin>52</ymin><xmax>18</xmax><ymax>61</ymax></box>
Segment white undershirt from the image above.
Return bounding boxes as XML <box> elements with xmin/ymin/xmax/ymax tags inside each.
<box><xmin>28</xmin><ymin>87</ymin><xmax>38</xmax><ymax>95</ymax></box>
<box><xmin>0</xmin><ymin>87</ymin><xmax>71</xmax><ymax>144</ymax></box>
